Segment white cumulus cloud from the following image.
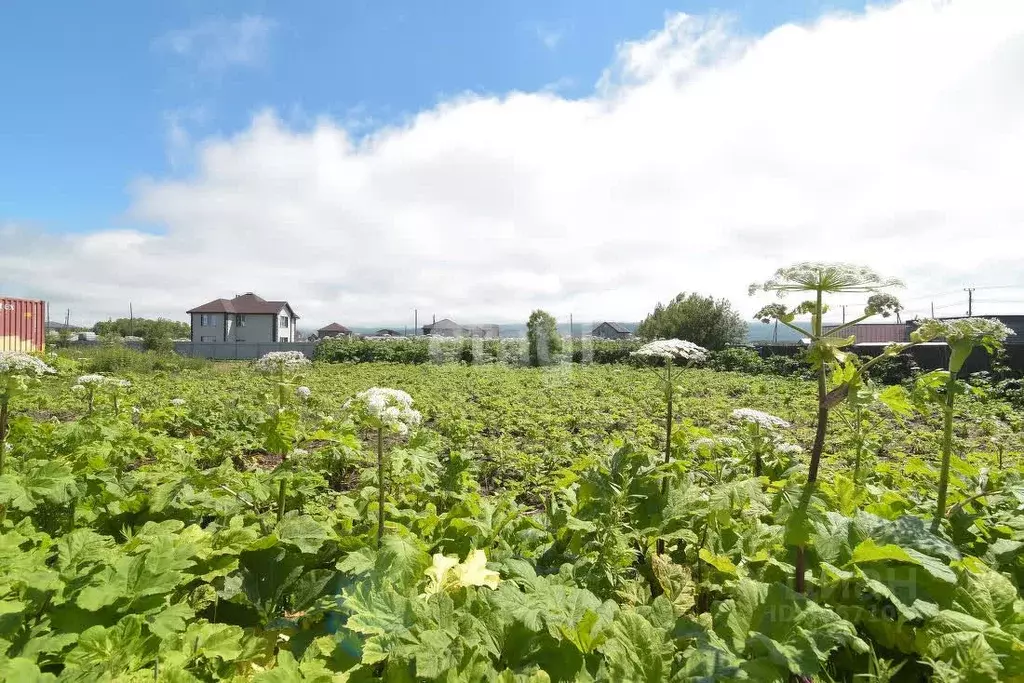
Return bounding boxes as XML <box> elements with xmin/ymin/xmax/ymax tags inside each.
<box><xmin>6</xmin><ymin>0</ymin><xmax>1024</xmax><ymax>329</ymax></box>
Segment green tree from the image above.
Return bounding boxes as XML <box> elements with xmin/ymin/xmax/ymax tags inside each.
<box><xmin>526</xmin><ymin>310</ymin><xmax>562</xmax><ymax>366</ymax></box>
<box><xmin>636</xmin><ymin>293</ymin><xmax>747</xmax><ymax>351</ymax></box>
<box><xmin>93</xmin><ymin>317</ymin><xmax>190</xmax><ymax>340</ymax></box>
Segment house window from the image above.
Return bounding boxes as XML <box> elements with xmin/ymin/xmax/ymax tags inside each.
<box><xmin>236</xmin><ymin>314</ymin><xmax>246</xmax><ymax>327</ymax></box>
<box><xmin>200</xmin><ymin>335</ymin><xmax>216</xmax><ymax>343</ymax></box>
<box><xmin>279</xmin><ymin>316</ymin><xmax>289</xmax><ymax>328</ymax></box>
<box><xmin>199</xmin><ymin>314</ymin><xmax>210</xmax><ymax>326</ymax></box>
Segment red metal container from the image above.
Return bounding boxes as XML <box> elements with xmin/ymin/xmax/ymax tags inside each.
<box><xmin>1</xmin><ymin>297</ymin><xmax>46</xmax><ymax>352</ymax></box>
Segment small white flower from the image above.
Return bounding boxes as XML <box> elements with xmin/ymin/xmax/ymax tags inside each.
<box><xmin>631</xmin><ymin>339</ymin><xmax>709</xmax><ymax>362</ymax></box>
<box><xmin>170</xmin><ymin>398</ymin><xmax>186</xmax><ymax>407</ymax></box>
<box><xmin>254</xmin><ymin>351</ymin><xmax>311</xmax><ymax>374</ymax></box>
<box><xmin>731</xmin><ymin>408</ymin><xmax>791</xmax><ymax>429</ymax></box>
<box><xmin>296</xmin><ymin>386</ymin><xmax>311</xmax><ymax>400</ymax></box>
<box><xmin>345</xmin><ymin>387</ymin><xmax>421</xmax><ymax>433</ymax></box>
<box><xmin>774</xmin><ymin>442</ymin><xmax>803</xmax><ymax>455</ymax></box>
<box><xmin>0</xmin><ymin>352</ymin><xmax>56</xmax><ymax>376</ymax></box>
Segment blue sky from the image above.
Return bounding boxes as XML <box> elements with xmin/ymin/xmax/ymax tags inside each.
<box><xmin>1</xmin><ymin>0</ymin><xmax>864</xmax><ymax>234</ymax></box>
<box><xmin>4</xmin><ymin>0</ymin><xmax>1021</xmax><ymax>328</ymax></box>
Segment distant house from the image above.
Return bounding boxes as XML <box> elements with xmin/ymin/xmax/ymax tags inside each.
<box><xmin>422</xmin><ymin>318</ymin><xmax>465</xmax><ymax>337</ymax></box>
<box><xmin>318</xmin><ymin>323</ymin><xmax>352</xmax><ymax>339</ymax></box>
<box><xmin>422</xmin><ymin>319</ymin><xmax>499</xmax><ymax>338</ymax></box>
<box><xmin>187</xmin><ymin>293</ymin><xmax>300</xmax><ymax>343</ymax></box>
<box><xmin>375</xmin><ymin>329</ymin><xmax>402</xmax><ymax>337</ymax></box>
<box><xmin>592</xmin><ymin>322</ymin><xmax>631</xmax><ymax>340</ymax></box>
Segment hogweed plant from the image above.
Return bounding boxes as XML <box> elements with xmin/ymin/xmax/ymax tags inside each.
<box><xmin>0</xmin><ymin>352</ymin><xmax>55</xmax><ymax>477</ymax></box>
<box><xmin>750</xmin><ymin>262</ymin><xmax>909</xmax><ymax>593</ymax></box>
<box><xmin>832</xmin><ymin>373</ymin><xmax>912</xmax><ymax>483</ymax></box>
<box><xmin>730</xmin><ymin>408</ymin><xmax>792</xmax><ymax>477</ymax></box>
<box><xmin>909</xmin><ymin>318</ymin><xmax>1014</xmax><ymax>532</ymax></box>
<box><xmin>107</xmin><ymin>378</ymin><xmax>131</xmax><ymax>417</ymax></box>
<box><xmin>254</xmin><ymin>351</ymin><xmax>312</xmax><ymax>522</ymax></box>
<box><xmin>74</xmin><ymin>374</ymin><xmax>108</xmax><ymax>416</ymax></box>
<box><xmin>344</xmin><ymin>387</ymin><xmax>421</xmax><ymax>547</ymax></box>
<box><xmin>631</xmin><ymin>339</ymin><xmax>708</xmax><ymax>555</ymax></box>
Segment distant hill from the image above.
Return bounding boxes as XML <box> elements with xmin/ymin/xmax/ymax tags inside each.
<box><xmin>746</xmin><ymin>321</ymin><xmax>804</xmax><ymax>343</ymax></box>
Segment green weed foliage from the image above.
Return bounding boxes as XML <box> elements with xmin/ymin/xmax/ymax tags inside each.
<box><xmin>1</xmin><ymin>353</ymin><xmax>1023</xmax><ymax>681</ymax></box>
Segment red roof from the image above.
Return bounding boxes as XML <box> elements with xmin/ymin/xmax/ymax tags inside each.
<box><xmin>187</xmin><ymin>293</ymin><xmax>299</xmax><ymax>318</ymax></box>
<box><xmin>318</xmin><ymin>322</ymin><xmax>351</xmax><ymax>333</ymax></box>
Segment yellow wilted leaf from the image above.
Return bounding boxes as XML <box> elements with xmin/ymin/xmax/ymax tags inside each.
<box><xmin>422</xmin><ymin>553</ymin><xmax>461</xmax><ymax>596</ymax></box>
<box><xmin>454</xmin><ymin>549</ymin><xmax>500</xmax><ymax>590</ymax></box>
<box><xmin>421</xmin><ymin>549</ymin><xmax>500</xmax><ymax>597</ymax></box>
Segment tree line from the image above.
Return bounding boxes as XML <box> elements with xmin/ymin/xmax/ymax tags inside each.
<box><xmin>524</xmin><ymin>293</ymin><xmax>746</xmax><ymax>366</ymax></box>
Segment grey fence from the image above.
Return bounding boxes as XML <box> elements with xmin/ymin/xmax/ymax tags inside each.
<box><xmin>173</xmin><ymin>341</ymin><xmax>317</xmax><ymax>360</ymax></box>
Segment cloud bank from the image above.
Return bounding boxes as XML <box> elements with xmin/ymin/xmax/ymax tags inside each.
<box><xmin>6</xmin><ymin>0</ymin><xmax>1024</xmax><ymax>328</ymax></box>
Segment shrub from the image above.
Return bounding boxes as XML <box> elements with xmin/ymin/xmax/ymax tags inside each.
<box><xmin>636</xmin><ymin>292</ymin><xmax>746</xmax><ymax>350</ymax></box>
<box><xmin>526</xmin><ymin>310</ymin><xmax>562</xmax><ymax>367</ymax></box>
<box><xmin>859</xmin><ymin>351</ymin><xmax>920</xmax><ymax>385</ymax></box>
<box><xmin>708</xmin><ymin>347</ymin><xmax>765</xmax><ymax>374</ymax></box>
<box><xmin>69</xmin><ymin>345</ymin><xmax>209</xmax><ymax>374</ymax></box>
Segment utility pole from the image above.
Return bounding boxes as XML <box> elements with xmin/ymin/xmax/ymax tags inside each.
<box><xmin>773</xmin><ymin>319</ymin><xmax>778</xmax><ymax>344</ymax></box>
<box><xmin>129</xmin><ymin>302</ymin><xmax>134</xmax><ymax>337</ymax></box>
<box><xmin>964</xmin><ymin>288</ymin><xmax>975</xmax><ymax>317</ymax></box>
<box><xmin>931</xmin><ymin>301</ymin><xmax>935</xmax><ymax>318</ymax></box>
<box><xmin>569</xmin><ymin>313</ymin><xmax>573</xmax><ymax>339</ymax></box>
<box><xmin>841</xmin><ymin>305</ymin><xmax>846</xmax><ymax>324</ymax></box>
<box><xmin>414</xmin><ymin>309</ymin><xmax>418</xmax><ymax>336</ymax></box>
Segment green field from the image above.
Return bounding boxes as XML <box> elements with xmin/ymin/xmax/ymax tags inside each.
<box><xmin>2</xmin><ymin>354</ymin><xmax>1023</xmax><ymax>681</ymax></box>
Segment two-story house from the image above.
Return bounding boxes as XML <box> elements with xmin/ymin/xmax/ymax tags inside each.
<box><xmin>187</xmin><ymin>293</ymin><xmax>300</xmax><ymax>343</ymax></box>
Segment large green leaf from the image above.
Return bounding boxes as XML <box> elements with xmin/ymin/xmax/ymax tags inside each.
<box><xmin>598</xmin><ymin>610</ymin><xmax>674</xmax><ymax>683</ymax></box>
<box><xmin>713</xmin><ymin>579</ymin><xmax>867</xmax><ymax>679</ymax></box>
<box><xmin>276</xmin><ymin>514</ymin><xmax>333</xmax><ymax>555</ymax></box>
<box><xmin>0</xmin><ymin>657</ymin><xmax>57</xmax><ymax>682</ymax></box>
<box><xmin>64</xmin><ymin>614</ymin><xmax>156</xmax><ymax>677</ymax></box>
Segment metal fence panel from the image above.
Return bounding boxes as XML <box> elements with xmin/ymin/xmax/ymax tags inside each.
<box><xmin>173</xmin><ymin>342</ymin><xmax>316</xmax><ymax>360</ymax></box>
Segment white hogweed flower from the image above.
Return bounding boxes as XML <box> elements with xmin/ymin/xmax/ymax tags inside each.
<box><xmin>749</xmin><ymin>262</ymin><xmax>903</xmax><ymax>296</ymax></box>
<box><xmin>70</xmin><ymin>384</ymin><xmax>86</xmax><ymax>395</ymax></box>
<box><xmin>912</xmin><ymin>317</ymin><xmax>1014</xmax><ymax>345</ymax></box>
<box><xmin>170</xmin><ymin>398</ymin><xmax>186</xmax><ymax>406</ymax></box>
<box><xmin>731</xmin><ymin>408</ymin><xmax>791</xmax><ymax>429</ymax></box>
<box><xmin>108</xmin><ymin>378</ymin><xmax>131</xmax><ymax>389</ymax></box>
<box><xmin>774</xmin><ymin>442</ymin><xmax>803</xmax><ymax>455</ymax></box>
<box><xmin>254</xmin><ymin>351</ymin><xmax>311</xmax><ymax>375</ymax></box>
<box><xmin>344</xmin><ymin>387</ymin><xmax>421</xmax><ymax>434</ymax></box>
<box><xmin>292</xmin><ymin>448</ymin><xmax>309</xmax><ymax>457</ymax></box>
<box><xmin>631</xmin><ymin>339</ymin><xmax>709</xmax><ymax>362</ymax></box>
<box><xmin>295</xmin><ymin>386</ymin><xmax>311</xmax><ymax>400</ymax></box>
<box><xmin>0</xmin><ymin>352</ymin><xmax>56</xmax><ymax>376</ymax></box>
<box><xmin>76</xmin><ymin>374</ymin><xmax>108</xmax><ymax>386</ymax></box>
